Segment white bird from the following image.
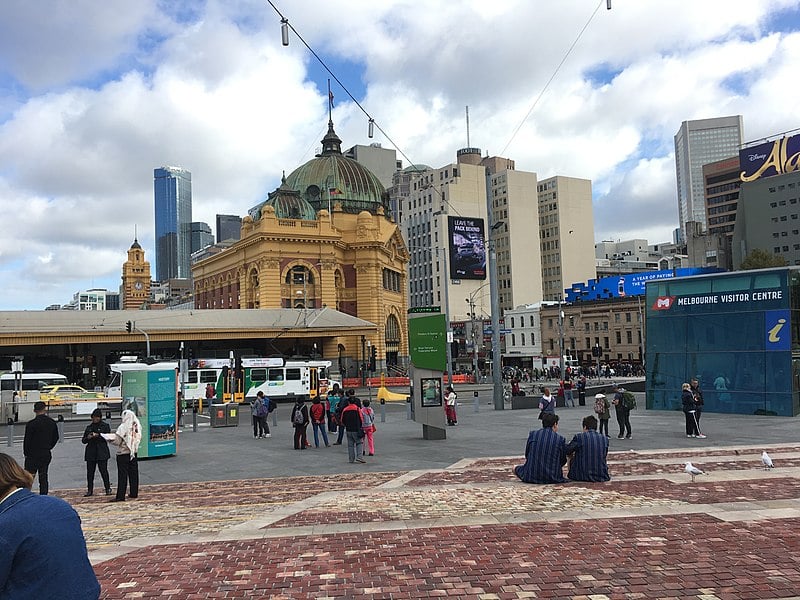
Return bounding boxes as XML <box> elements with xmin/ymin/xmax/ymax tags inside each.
<box><xmin>762</xmin><ymin>451</ymin><xmax>774</xmax><ymax>470</ymax></box>
<box><xmin>684</xmin><ymin>461</ymin><xmax>704</xmax><ymax>482</ymax></box>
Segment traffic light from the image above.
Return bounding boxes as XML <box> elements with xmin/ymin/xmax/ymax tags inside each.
<box><xmin>125</xmin><ymin>320</ymin><xmax>133</xmax><ymax>333</ymax></box>
<box><xmin>369</xmin><ymin>345</ymin><xmax>377</xmax><ymax>372</ymax></box>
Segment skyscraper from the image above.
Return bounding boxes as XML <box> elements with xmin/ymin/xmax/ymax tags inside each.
<box><xmin>674</xmin><ymin>116</ymin><xmax>743</xmax><ymax>237</ymax></box>
<box><xmin>216</xmin><ymin>214</ymin><xmax>242</xmax><ymax>243</ymax></box>
<box><xmin>154</xmin><ymin>166</ymin><xmax>192</xmax><ymax>281</ymax></box>
<box><xmin>190</xmin><ymin>221</ymin><xmax>213</xmax><ymax>253</ymax></box>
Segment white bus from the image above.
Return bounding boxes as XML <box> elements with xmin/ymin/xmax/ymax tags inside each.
<box><xmin>1</xmin><ymin>372</ymin><xmax>70</xmax><ymax>420</ymax></box>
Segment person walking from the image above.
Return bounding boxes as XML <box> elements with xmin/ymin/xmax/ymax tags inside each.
<box><xmin>333</xmin><ymin>388</ymin><xmax>356</xmax><ymax>445</ymax></box>
<box><xmin>594</xmin><ymin>392</ymin><xmax>611</xmax><ymax>438</ymax></box>
<box><xmin>538</xmin><ymin>387</ymin><xmax>556</xmax><ymax>420</ymax></box>
<box><xmin>563</xmin><ymin>378</ymin><xmax>576</xmax><ymax>408</ymax></box>
<box><xmin>309</xmin><ymin>397</ymin><xmax>330</xmax><ymax>448</ymax></box>
<box><xmin>682</xmin><ymin>382</ymin><xmax>705</xmax><ymax>438</ymax></box>
<box><xmin>327</xmin><ymin>384</ymin><xmax>342</xmax><ymax>433</ymax></box>
<box><xmin>444</xmin><ymin>385</ymin><xmax>458</xmax><ymax>425</ymax></box>
<box><xmin>103</xmin><ymin>409</ymin><xmax>142</xmax><ymax>502</ymax></box>
<box><xmin>290</xmin><ymin>396</ymin><xmax>309</xmax><ymax>450</ymax></box>
<box><xmin>341</xmin><ymin>396</ymin><xmax>366</xmax><ymax>463</ymax></box>
<box><xmin>690</xmin><ymin>378</ymin><xmax>704</xmax><ymax>432</ymax></box>
<box><xmin>81</xmin><ymin>408</ymin><xmax>112</xmax><ymax>497</ymax></box>
<box><xmin>612</xmin><ymin>385</ymin><xmax>632</xmax><ymax>439</ymax></box>
<box><xmin>0</xmin><ymin>453</ymin><xmax>101</xmax><ymax>599</ymax></box>
<box><xmin>22</xmin><ymin>401</ymin><xmax>59</xmax><ymax>495</ymax></box>
<box><xmin>251</xmin><ymin>391</ymin><xmax>270</xmax><ymax>438</ymax></box>
<box><xmin>577</xmin><ymin>376</ymin><xmax>587</xmax><ymax>406</ymax></box>
<box><xmin>361</xmin><ymin>399</ymin><xmax>376</xmax><ymax>456</ymax></box>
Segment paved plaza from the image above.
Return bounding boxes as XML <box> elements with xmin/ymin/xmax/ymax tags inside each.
<box><xmin>5</xmin><ymin>387</ymin><xmax>800</xmax><ymax>599</ymax></box>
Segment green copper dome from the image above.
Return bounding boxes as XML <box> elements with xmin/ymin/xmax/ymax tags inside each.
<box><xmin>263</xmin><ymin>173</ymin><xmax>317</xmax><ymax>221</ymax></box>
<box><xmin>284</xmin><ymin>121</ymin><xmax>388</xmax><ymax>215</ymax></box>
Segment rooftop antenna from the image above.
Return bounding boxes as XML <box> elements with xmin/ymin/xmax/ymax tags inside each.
<box><xmin>465</xmin><ymin>105</ymin><xmax>470</xmax><ymax>147</ymax></box>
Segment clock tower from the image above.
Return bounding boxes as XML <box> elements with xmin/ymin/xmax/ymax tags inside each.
<box><xmin>121</xmin><ymin>238</ymin><xmax>151</xmax><ymax>310</ymax></box>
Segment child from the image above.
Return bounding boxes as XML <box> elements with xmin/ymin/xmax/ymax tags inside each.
<box><xmin>361</xmin><ymin>399</ymin><xmax>376</xmax><ymax>456</ymax></box>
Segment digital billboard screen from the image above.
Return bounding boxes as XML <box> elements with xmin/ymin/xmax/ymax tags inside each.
<box><xmin>448</xmin><ymin>216</ymin><xmax>486</xmax><ymax>280</ymax></box>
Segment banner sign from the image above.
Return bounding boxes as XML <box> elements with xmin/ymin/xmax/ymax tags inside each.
<box><xmin>448</xmin><ymin>216</ymin><xmax>486</xmax><ymax>280</ymax></box>
<box><xmin>739</xmin><ymin>134</ymin><xmax>800</xmax><ymax>182</ymax></box>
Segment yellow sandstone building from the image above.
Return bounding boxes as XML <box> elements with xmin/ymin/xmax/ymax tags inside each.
<box><xmin>191</xmin><ymin>121</ymin><xmax>409</xmax><ymax>374</ymax></box>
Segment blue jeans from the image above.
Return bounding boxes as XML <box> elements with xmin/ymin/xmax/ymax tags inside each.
<box><xmin>346</xmin><ymin>431</ymin><xmax>363</xmax><ymax>462</ymax></box>
<box><xmin>312</xmin><ymin>422</ymin><xmax>329</xmax><ymax>447</ymax></box>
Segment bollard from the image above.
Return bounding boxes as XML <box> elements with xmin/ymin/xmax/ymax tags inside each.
<box><xmin>380</xmin><ymin>398</ymin><xmax>386</xmax><ymax>423</ymax></box>
<box><xmin>106</xmin><ymin>411</ymin><xmax>111</xmax><ymax>420</ymax></box>
<box><xmin>6</xmin><ymin>418</ymin><xmax>13</xmax><ymax>447</ymax></box>
<box><xmin>57</xmin><ymin>414</ymin><xmax>65</xmax><ymax>443</ymax></box>
<box><xmin>272</xmin><ymin>407</ymin><xmax>278</xmax><ymax>428</ymax></box>
<box><xmin>192</xmin><ymin>405</ymin><xmax>198</xmax><ymax>433</ymax></box>
<box><xmin>406</xmin><ymin>397</ymin><xmax>412</xmax><ymax>420</ymax></box>
<box><xmin>474</xmin><ymin>390</ymin><xmax>480</xmax><ymax>413</ymax></box>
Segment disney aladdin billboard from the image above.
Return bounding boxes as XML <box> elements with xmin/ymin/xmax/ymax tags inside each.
<box><xmin>739</xmin><ymin>134</ymin><xmax>800</xmax><ymax>182</ymax></box>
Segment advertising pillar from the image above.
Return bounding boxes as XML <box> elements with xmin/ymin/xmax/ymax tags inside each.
<box><xmin>408</xmin><ymin>309</ymin><xmax>447</xmax><ymax>440</ymax></box>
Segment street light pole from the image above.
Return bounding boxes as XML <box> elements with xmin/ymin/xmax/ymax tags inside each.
<box><xmin>466</xmin><ymin>298</ymin><xmax>479</xmax><ymax>384</ymax></box>
<box><xmin>558</xmin><ymin>298</ymin><xmax>565</xmax><ymax>383</ymax></box>
<box><xmin>485</xmin><ymin>169</ymin><xmax>503</xmax><ymax>410</ymax></box>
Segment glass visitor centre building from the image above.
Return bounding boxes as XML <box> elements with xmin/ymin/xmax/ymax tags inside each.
<box><xmin>646</xmin><ymin>267</ymin><xmax>800</xmax><ymax>416</ymax></box>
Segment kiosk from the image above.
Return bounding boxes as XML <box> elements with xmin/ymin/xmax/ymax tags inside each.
<box><xmin>408</xmin><ymin>309</ymin><xmax>448</xmax><ymax>440</ymax></box>
<box><xmin>121</xmin><ymin>366</ymin><xmax>178</xmax><ymax>458</ymax></box>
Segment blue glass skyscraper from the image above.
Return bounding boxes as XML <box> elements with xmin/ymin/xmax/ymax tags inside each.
<box><xmin>154</xmin><ymin>166</ymin><xmax>192</xmax><ymax>281</ymax></box>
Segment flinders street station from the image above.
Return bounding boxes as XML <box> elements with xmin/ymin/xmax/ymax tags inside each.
<box><xmin>191</xmin><ymin>120</ymin><xmax>410</xmax><ymax>372</ymax></box>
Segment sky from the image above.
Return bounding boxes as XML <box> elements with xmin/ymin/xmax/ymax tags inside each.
<box><xmin>0</xmin><ymin>0</ymin><xmax>799</xmax><ymax>310</ymax></box>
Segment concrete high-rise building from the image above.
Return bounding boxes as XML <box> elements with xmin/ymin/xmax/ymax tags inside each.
<box><xmin>154</xmin><ymin>166</ymin><xmax>192</xmax><ymax>280</ymax></box>
<box><xmin>190</xmin><ymin>221</ymin><xmax>213</xmax><ymax>254</ymax></box>
<box><xmin>674</xmin><ymin>116</ymin><xmax>743</xmax><ymax>236</ymax></box>
<box><xmin>216</xmin><ymin>214</ymin><xmax>242</xmax><ymax>243</ymax></box>
<box><xmin>537</xmin><ymin>176</ymin><xmax>595</xmax><ymax>301</ymax></box>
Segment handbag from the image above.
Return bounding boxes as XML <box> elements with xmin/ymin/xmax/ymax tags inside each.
<box><xmin>537</xmin><ymin>410</ymin><xmax>545</xmax><ymax>420</ymax></box>
<box><xmin>371</xmin><ymin>424</ymin><xmax>377</xmax><ymax>433</ymax></box>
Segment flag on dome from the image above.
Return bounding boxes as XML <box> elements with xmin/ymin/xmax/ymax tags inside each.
<box><xmin>329</xmin><ymin>187</ymin><xmax>343</xmax><ymax>195</ymax></box>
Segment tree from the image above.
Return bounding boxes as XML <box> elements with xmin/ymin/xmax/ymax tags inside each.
<box><xmin>739</xmin><ymin>248</ymin><xmax>788</xmax><ymax>270</ymax></box>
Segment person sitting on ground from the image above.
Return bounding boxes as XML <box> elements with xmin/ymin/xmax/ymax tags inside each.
<box><xmin>0</xmin><ymin>452</ymin><xmax>100</xmax><ymax>599</ymax></box>
<box><xmin>565</xmin><ymin>415</ymin><xmax>610</xmax><ymax>482</ymax></box>
<box><xmin>513</xmin><ymin>412</ymin><xmax>567</xmax><ymax>484</ymax></box>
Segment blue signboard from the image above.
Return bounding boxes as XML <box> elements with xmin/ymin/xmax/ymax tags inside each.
<box><xmin>565</xmin><ymin>267</ymin><xmax>724</xmax><ymax>302</ymax></box>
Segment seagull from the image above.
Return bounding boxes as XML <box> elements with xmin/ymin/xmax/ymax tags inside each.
<box><xmin>762</xmin><ymin>451</ymin><xmax>774</xmax><ymax>470</ymax></box>
<box><xmin>684</xmin><ymin>461</ymin><xmax>704</xmax><ymax>482</ymax></box>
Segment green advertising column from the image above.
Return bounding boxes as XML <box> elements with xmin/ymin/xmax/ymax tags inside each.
<box><xmin>408</xmin><ymin>309</ymin><xmax>448</xmax><ymax>440</ymax></box>
<box><xmin>121</xmin><ymin>367</ymin><xmax>178</xmax><ymax>458</ymax></box>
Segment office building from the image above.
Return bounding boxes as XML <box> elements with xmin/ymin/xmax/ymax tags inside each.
<box><xmin>538</xmin><ymin>176</ymin><xmax>595</xmax><ymax>301</ymax></box>
<box><xmin>674</xmin><ymin>116</ymin><xmax>743</xmax><ymax>236</ymax></box>
<box><xmin>154</xmin><ymin>166</ymin><xmax>192</xmax><ymax>280</ymax></box>
<box><xmin>216</xmin><ymin>214</ymin><xmax>242</xmax><ymax>243</ymax></box>
<box><xmin>190</xmin><ymin>221</ymin><xmax>213</xmax><ymax>254</ymax></box>
<box><xmin>63</xmin><ymin>289</ymin><xmax>117</xmax><ymax>311</ymax></box>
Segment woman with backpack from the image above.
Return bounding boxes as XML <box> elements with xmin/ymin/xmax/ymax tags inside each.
<box><xmin>593</xmin><ymin>392</ymin><xmax>610</xmax><ymax>438</ymax></box>
<box><xmin>290</xmin><ymin>397</ymin><xmax>309</xmax><ymax>450</ymax></box>
<box><xmin>309</xmin><ymin>397</ymin><xmax>330</xmax><ymax>448</ymax></box>
<box><xmin>361</xmin><ymin>399</ymin><xmax>376</xmax><ymax>456</ymax></box>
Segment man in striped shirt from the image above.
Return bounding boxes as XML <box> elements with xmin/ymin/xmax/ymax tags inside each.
<box><xmin>514</xmin><ymin>413</ymin><xmax>567</xmax><ymax>484</ymax></box>
<box><xmin>565</xmin><ymin>415</ymin><xmax>610</xmax><ymax>482</ymax></box>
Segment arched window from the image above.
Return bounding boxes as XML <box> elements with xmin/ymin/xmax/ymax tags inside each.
<box><xmin>384</xmin><ymin>314</ymin><xmax>401</xmax><ymax>367</ymax></box>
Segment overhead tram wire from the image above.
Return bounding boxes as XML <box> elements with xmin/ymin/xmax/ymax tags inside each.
<box><xmin>499</xmin><ymin>0</ymin><xmax>605</xmax><ymax>156</ymax></box>
<box><xmin>264</xmin><ymin>0</ymin><xmax>466</xmax><ymax>219</ymax></box>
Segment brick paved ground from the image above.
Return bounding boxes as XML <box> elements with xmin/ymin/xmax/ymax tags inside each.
<box><xmin>56</xmin><ymin>444</ymin><xmax>800</xmax><ymax>598</ymax></box>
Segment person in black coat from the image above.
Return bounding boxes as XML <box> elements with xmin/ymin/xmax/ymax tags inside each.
<box><xmin>23</xmin><ymin>401</ymin><xmax>59</xmax><ymax>495</ymax></box>
<box><xmin>81</xmin><ymin>408</ymin><xmax>112</xmax><ymax>496</ymax></box>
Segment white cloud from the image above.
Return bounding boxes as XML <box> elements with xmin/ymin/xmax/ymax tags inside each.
<box><xmin>0</xmin><ymin>0</ymin><xmax>799</xmax><ymax>308</ymax></box>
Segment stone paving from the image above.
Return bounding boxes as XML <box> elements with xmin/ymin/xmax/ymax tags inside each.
<box><xmin>42</xmin><ymin>442</ymin><xmax>800</xmax><ymax>599</ymax></box>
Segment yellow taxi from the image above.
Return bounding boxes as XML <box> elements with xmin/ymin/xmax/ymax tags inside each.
<box><xmin>40</xmin><ymin>384</ymin><xmax>105</xmax><ymax>406</ymax></box>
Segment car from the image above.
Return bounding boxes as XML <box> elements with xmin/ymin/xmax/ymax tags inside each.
<box><xmin>40</xmin><ymin>384</ymin><xmax>105</xmax><ymax>405</ymax></box>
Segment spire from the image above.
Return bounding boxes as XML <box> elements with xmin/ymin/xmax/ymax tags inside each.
<box><xmin>320</xmin><ymin>119</ymin><xmax>342</xmax><ymax>156</ymax></box>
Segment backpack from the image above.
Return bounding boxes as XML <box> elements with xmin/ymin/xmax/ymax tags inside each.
<box><xmin>267</xmin><ymin>398</ymin><xmax>277</xmax><ymax>413</ymax></box>
<box><xmin>253</xmin><ymin>398</ymin><xmax>267</xmax><ymax>417</ymax></box>
<box><xmin>622</xmin><ymin>391</ymin><xmax>637</xmax><ymax>410</ymax></box>
<box><xmin>361</xmin><ymin>407</ymin><xmax>374</xmax><ymax>427</ymax></box>
<box><xmin>594</xmin><ymin>396</ymin><xmax>606</xmax><ymax>415</ymax></box>
<box><xmin>292</xmin><ymin>406</ymin><xmax>305</xmax><ymax>425</ymax></box>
